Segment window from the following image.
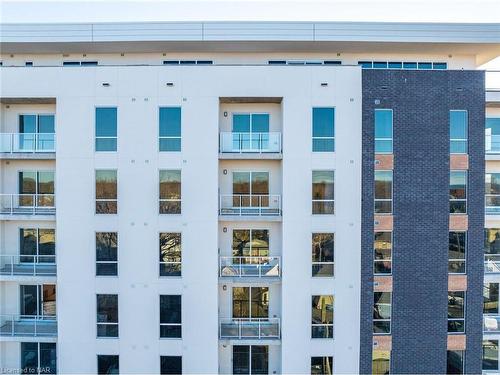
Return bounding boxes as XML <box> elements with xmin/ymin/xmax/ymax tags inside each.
<box><xmin>19</xmin><ymin>228</ymin><xmax>55</xmax><ymax>263</ymax></box>
<box><xmin>486</xmin><ymin>173</ymin><xmax>500</xmax><ymax>214</ymax></box>
<box><xmin>95</xmin><ymin>170</ymin><xmax>117</xmax><ymax>214</ymax></box>
<box><xmin>18</xmin><ymin>171</ymin><xmax>55</xmax><ymax>207</ymax></box>
<box><xmin>96</xmin><ymin>232</ymin><xmax>118</xmax><ymax>276</ymax></box>
<box><xmin>450</xmin><ymin>171</ymin><xmax>467</xmax><ymax>214</ymax></box>
<box><xmin>18</xmin><ymin>114</ymin><xmax>55</xmax><ymax>151</ymax></box>
<box><xmin>375</xmin><ymin>109</ymin><xmax>393</xmax><ymax>153</ymax></box>
<box><xmin>450</xmin><ymin>110</ymin><xmax>468</xmax><ymax>154</ymax></box>
<box><xmin>483</xmin><ymin>340</ymin><xmax>499</xmax><ymax>370</ymax></box>
<box><xmin>159</xmin><ymin>107</ymin><xmax>181</xmax><ymax>151</ymax></box>
<box><xmin>160</xmin><ymin>295</ymin><xmax>182</xmax><ymax>338</ymax></box>
<box><xmin>161</xmin><ymin>356</ymin><xmax>182</xmax><ymax>375</ymax></box>
<box><xmin>372</xmin><ymin>350</ymin><xmax>390</xmax><ymax>375</ymax></box>
<box><xmin>96</xmin><ymin>294</ymin><xmax>118</xmax><ymax>338</ymax></box>
<box><xmin>311</xmin><ymin>295</ymin><xmax>334</xmax><ymax>338</ymax></box>
<box><xmin>233</xmin><ymin>346</ymin><xmax>268</xmax><ymax>375</ymax></box>
<box><xmin>233</xmin><ymin>287</ymin><xmax>269</xmax><ymax>319</ymax></box>
<box><xmin>312</xmin><ymin>108</ymin><xmax>335</xmax><ymax>152</ymax></box>
<box><xmin>448</xmin><ymin>291</ymin><xmax>465</xmax><ymax>333</ymax></box>
<box><xmin>231</xmin><ymin>113</ymin><xmax>270</xmax><ymax>152</ymax></box>
<box><xmin>359</xmin><ymin>60</ymin><xmax>447</xmax><ymax>70</ymax></box>
<box><xmin>20</xmin><ymin>284</ymin><xmax>56</xmax><ymax>317</ymax></box>
<box><xmin>312</xmin><ymin>233</ymin><xmax>334</xmax><ymax>277</ymax></box>
<box><xmin>312</xmin><ymin>171</ymin><xmax>335</xmax><ymax>214</ymax></box>
<box><xmin>447</xmin><ymin>350</ymin><xmax>464</xmax><ymax>374</ymax></box>
<box><xmin>95</xmin><ymin>107</ymin><xmax>117</xmax><ymax>151</ymax></box>
<box><xmin>230</xmin><ymin>171</ymin><xmax>278</xmax><ymax>215</ymax></box>
<box><xmin>159</xmin><ymin>233</ymin><xmax>181</xmax><ymax>277</ymax></box>
<box><xmin>449</xmin><ymin>232</ymin><xmax>466</xmax><ymax>274</ymax></box>
<box><xmin>233</xmin><ymin>229</ymin><xmax>269</xmax><ymax>262</ymax></box>
<box><xmin>484</xmin><ymin>283</ymin><xmax>498</xmax><ymax>314</ymax></box>
<box><xmin>485</xmin><ymin>229</ymin><xmax>500</xmax><ymax>273</ymax></box>
<box><xmin>21</xmin><ymin>342</ymin><xmax>56</xmax><ymax>374</ymax></box>
<box><xmin>486</xmin><ymin>118</ymin><xmax>500</xmax><ymax>153</ymax></box>
<box><xmin>163</xmin><ymin>60</ymin><xmax>213</xmax><ymax>65</ymax></box>
<box><xmin>159</xmin><ymin>170</ymin><xmax>181</xmax><ymax>214</ymax></box>
<box><xmin>311</xmin><ymin>356</ymin><xmax>333</xmax><ymax>375</ymax></box>
<box><xmin>97</xmin><ymin>355</ymin><xmax>119</xmax><ymax>375</ymax></box>
<box><xmin>373</xmin><ymin>292</ymin><xmax>391</xmax><ymax>334</ymax></box>
<box><xmin>375</xmin><ymin>171</ymin><xmax>392</xmax><ymax>214</ymax></box>
<box><xmin>374</xmin><ymin>232</ymin><xmax>392</xmax><ymax>275</ymax></box>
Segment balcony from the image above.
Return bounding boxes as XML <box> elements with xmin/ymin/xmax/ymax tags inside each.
<box><xmin>484</xmin><ymin>315</ymin><xmax>500</xmax><ymax>334</ymax></box>
<box><xmin>0</xmin><ymin>133</ymin><xmax>56</xmax><ymax>159</ymax></box>
<box><xmin>0</xmin><ymin>255</ymin><xmax>56</xmax><ymax>280</ymax></box>
<box><xmin>219</xmin><ymin>132</ymin><xmax>282</xmax><ymax>159</ymax></box>
<box><xmin>219</xmin><ymin>318</ymin><xmax>280</xmax><ymax>340</ymax></box>
<box><xmin>219</xmin><ymin>195</ymin><xmax>281</xmax><ymax>219</ymax></box>
<box><xmin>0</xmin><ymin>315</ymin><xmax>57</xmax><ymax>339</ymax></box>
<box><xmin>0</xmin><ymin>194</ymin><xmax>55</xmax><ymax>219</ymax></box>
<box><xmin>219</xmin><ymin>256</ymin><xmax>281</xmax><ymax>279</ymax></box>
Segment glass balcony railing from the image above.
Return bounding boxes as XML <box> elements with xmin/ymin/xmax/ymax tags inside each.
<box><xmin>0</xmin><ymin>194</ymin><xmax>56</xmax><ymax>216</ymax></box>
<box><xmin>219</xmin><ymin>318</ymin><xmax>280</xmax><ymax>340</ymax></box>
<box><xmin>0</xmin><ymin>255</ymin><xmax>56</xmax><ymax>277</ymax></box>
<box><xmin>219</xmin><ymin>194</ymin><xmax>281</xmax><ymax>216</ymax></box>
<box><xmin>220</xmin><ymin>132</ymin><xmax>281</xmax><ymax>153</ymax></box>
<box><xmin>484</xmin><ymin>315</ymin><xmax>500</xmax><ymax>333</ymax></box>
<box><xmin>219</xmin><ymin>256</ymin><xmax>281</xmax><ymax>278</ymax></box>
<box><xmin>0</xmin><ymin>133</ymin><xmax>56</xmax><ymax>153</ymax></box>
<box><xmin>0</xmin><ymin>314</ymin><xmax>57</xmax><ymax>337</ymax></box>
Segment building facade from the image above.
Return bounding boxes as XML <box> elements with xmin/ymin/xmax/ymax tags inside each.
<box><xmin>0</xmin><ymin>21</ymin><xmax>499</xmax><ymax>374</ymax></box>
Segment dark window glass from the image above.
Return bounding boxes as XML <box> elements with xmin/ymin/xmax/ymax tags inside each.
<box><xmin>311</xmin><ymin>295</ymin><xmax>334</xmax><ymax>338</ymax></box>
<box><xmin>163</xmin><ymin>60</ymin><xmax>180</xmax><ymax>65</ymax></box>
<box><xmin>447</xmin><ymin>350</ymin><xmax>464</xmax><ymax>374</ymax></box>
<box><xmin>95</xmin><ymin>107</ymin><xmax>117</xmax><ymax>151</ymax></box>
<box><xmin>161</xmin><ymin>356</ymin><xmax>182</xmax><ymax>375</ymax></box>
<box><xmin>312</xmin><ymin>233</ymin><xmax>334</xmax><ymax>277</ymax></box>
<box><xmin>251</xmin><ymin>346</ymin><xmax>268</xmax><ymax>375</ymax></box>
<box><xmin>418</xmin><ymin>62</ymin><xmax>432</xmax><ymax>70</ymax></box>
<box><xmin>179</xmin><ymin>60</ymin><xmax>196</xmax><ymax>65</ymax></box>
<box><xmin>96</xmin><ymin>294</ymin><xmax>118</xmax><ymax>338</ymax></box>
<box><xmin>373</xmin><ymin>292</ymin><xmax>391</xmax><ymax>334</ymax></box>
<box><xmin>374</xmin><ymin>232</ymin><xmax>392</xmax><ymax>275</ymax></box>
<box><xmin>448</xmin><ymin>291</ymin><xmax>465</xmax><ymax>333</ymax></box>
<box><xmin>232</xmin><ymin>287</ymin><xmax>269</xmax><ymax>319</ymax></box>
<box><xmin>160</xmin><ymin>295</ymin><xmax>182</xmax><ymax>338</ymax></box>
<box><xmin>323</xmin><ymin>60</ymin><xmax>342</xmax><ymax>65</ymax></box>
<box><xmin>159</xmin><ymin>170</ymin><xmax>181</xmax><ymax>214</ymax></box>
<box><xmin>450</xmin><ymin>111</ymin><xmax>468</xmax><ymax>153</ymax></box>
<box><xmin>375</xmin><ymin>171</ymin><xmax>392</xmax><ymax>214</ymax></box>
<box><xmin>21</xmin><ymin>342</ymin><xmax>38</xmax><ymax>374</ymax></box>
<box><xmin>403</xmin><ymin>62</ymin><xmax>417</xmax><ymax>69</ymax></box>
<box><xmin>40</xmin><ymin>343</ymin><xmax>57</xmax><ymax>374</ymax></box>
<box><xmin>159</xmin><ymin>107</ymin><xmax>181</xmax><ymax>151</ymax></box>
<box><xmin>312</xmin><ymin>108</ymin><xmax>335</xmax><ymax>152</ymax></box>
<box><xmin>96</xmin><ymin>232</ymin><xmax>118</xmax><ymax>276</ymax></box>
<box><xmin>233</xmin><ymin>346</ymin><xmax>268</xmax><ymax>375</ymax></box>
<box><xmin>312</xmin><ymin>171</ymin><xmax>334</xmax><ymax>214</ymax></box>
<box><xmin>96</xmin><ymin>170</ymin><xmax>117</xmax><ymax>214</ymax></box>
<box><xmin>449</xmin><ymin>232</ymin><xmax>466</xmax><ymax>274</ymax></box>
<box><xmin>484</xmin><ymin>283</ymin><xmax>499</xmax><ymax>314</ymax></box>
<box><xmin>485</xmin><ymin>229</ymin><xmax>500</xmax><ymax>273</ymax></box>
<box><xmin>159</xmin><ymin>233</ymin><xmax>182</xmax><ymax>277</ymax></box>
<box><xmin>21</xmin><ymin>342</ymin><xmax>56</xmax><ymax>374</ymax></box>
<box><xmin>450</xmin><ymin>171</ymin><xmax>467</xmax><ymax>214</ymax></box>
<box><xmin>63</xmin><ymin>61</ymin><xmax>80</xmax><ymax>66</ymax></box>
<box><xmin>81</xmin><ymin>61</ymin><xmax>98</xmax><ymax>66</ymax></box>
<box><xmin>483</xmin><ymin>340</ymin><xmax>499</xmax><ymax>370</ymax></box>
<box><xmin>196</xmin><ymin>60</ymin><xmax>213</xmax><ymax>65</ymax></box>
<box><xmin>25</xmin><ymin>62</ymin><xmax>33</xmax><ymax>66</ymax></box>
<box><xmin>311</xmin><ymin>356</ymin><xmax>333</xmax><ymax>375</ymax></box>
<box><xmin>98</xmin><ymin>355</ymin><xmax>119</xmax><ymax>375</ymax></box>
<box><xmin>233</xmin><ymin>346</ymin><xmax>250</xmax><ymax>374</ymax></box>
<box><xmin>268</xmin><ymin>60</ymin><xmax>286</xmax><ymax>65</ymax></box>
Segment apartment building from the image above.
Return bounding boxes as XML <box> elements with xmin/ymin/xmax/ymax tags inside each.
<box><xmin>0</xmin><ymin>21</ymin><xmax>499</xmax><ymax>375</ymax></box>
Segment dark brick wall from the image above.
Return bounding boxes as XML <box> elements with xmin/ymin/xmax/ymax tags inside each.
<box><xmin>360</xmin><ymin>70</ymin><xmax>484</xmax><ymax>374</ymax></box>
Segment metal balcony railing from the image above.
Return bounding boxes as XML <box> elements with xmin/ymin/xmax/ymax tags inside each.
<box><xmin>219</xmin><ymin>194</ymin><xmax>281</xmax><ymax>216</ymax></box>
<box><xmin>0</xmin><ymin>255</ymin><xmax>56</xmax><ymax>276</ymax></box>
<box><xmin>0</xmin><ymin>133</ymin><xmax>55</xmax><ymax>153</ymax></box>
<box><xmin>486</xmin><ymin>134</ymin><xmax>500</xmax><ymax>154</ymax></box>
<box><xmin>220</xmin><ymin>132</ymin><xmax>281</xmax><ymax>153</ymax></box>
<box><xmin>219</xmin><ymin>256</ymin><xmax>281</xmax><ymax>278</ymax></box>
<box><xmin>0</xmin><ymin>194</ymin><xmax>55</xmax><ymax>216</ymax></box>
<box><xmin>0</xmin><ymin>314</ymin><xmax>57</xmax><ymax>337</ymax></box>
<box><xmin>219</xmin><ymin>318</ymin><xmax>280</xmax><ymax>340</ymax></box>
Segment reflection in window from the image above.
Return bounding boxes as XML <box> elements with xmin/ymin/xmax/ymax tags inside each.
<box><xmin>372</xmin><ymin>350</ymin><xmax>390</xmax><ymax>375</ymax></box>
<box><xmin>311</xmin><ymin>295</ymin><xmax>334</xmax><ymax>338</ymax></box>
<box><xmin>159</xmin><ymin>107</ymin><xmax>181</xmax><ymax>151</ymax></box>
<box><xmin>96</xmin><ymin>294</ymin><xmax>118</xmax><ymax>338</ymax></box>
<box><xmin>450</xmin><ymin>171</ymin><xmax>467</xmax><ymax>214</ymax></box>
<box><xmin>312</xmin><ymin>171</ymin><xmax>334</xmax><ymax>214</ymax></box>
<box><xmin>232</xmin><ymin>171</ymin><xmax>270</xmax><ymax>209</ymax></box>
<box><xmin>312</xmin><ymin>108</ymin><xmax>335</xmax><ymax>152</ymax></box>
<box><xmin>448</xmin><ymin>291</ymin><xmax>465</xmax><ymax>333</ymax></box>
<box><xmin>374</xmin><ymin>232</ymin><xmax>392</xmax><ymax>275</ymax></box>
<box><xmin>161</xmin><ymin>356</ymin><xmax>182</xmax><ymax>375</ymax></box>
<box><xmin>450</xmin><ymin>110</ymin><xmax>468</xmax><ymax>154</ymax></box>
<box><xmin>484</xmin><ymin>283</ymin><xmax>499</xmax><ymax>314</ymax></box>
<box><xmin>373</xmin><ymin>292</ymin><xmax>391</xmax><ymax>334</ymax></box>
<box><xmin>232</xmin><ymin>229</ymin><xmax>269</xmax><ymax>262</ymax></box>
<box><xmin>160</xmin><ymin>295</ymin><xmax>182</xmax><ymax>338</ymax></box>
<box><xmin>485</xmin><ymin>229</ymin><xmax>500</xmax><ymax>272</ymax></box>
<box><xmin>233</xmin><ymin>287</ymin><xmax>269</xmax><ymax>319</ymax></box>
<box><xmin>483</xmin><ymin>340</ymin><xmax>499</xmax><ymax>371</ymax></box>
<box><xmin>447</xmin><ymin>350</ymin><xmax>464</xmax><ymax>374</ymax></box>
<box><xmin>18</xmin><ymin>171</ymin><xmax>55</xmax><ymax>207</ymax></box>
<box><xmin>159</xmin><ymin>233</ymin><xmax>181</xmax><ymax>277</ymax></box>
<box><xmin>375</xmin><ymin>109</ymin><xmax>393</xmax><ymax>153</ymax></box>
<box><xmin>449</xmin><ymin>232</ymin><xmax>466</xmax><ymax>274</ymax></box>
<box><xmin>486</xmin><ymin>173</ymin><xmax>500</xmax><ymax>214</ymax></box>
<box><xmin>375</xmin><ymin>171</ymin><xmax>392</xmax><ymax>214</ymax></box>
<box><xmin>97</xmin><ymin>355</ymin><xmax>119</xmax><ymax>375</ymax></box>
<box><xmin>95</xmin><ymin>170</ymin><xmax>117</xmax><ymax>214</ymax></box>
<box><xmin>21</xmin><ymin>342</ymin><xmax>56</xmax><ymax>375</ymax></box>
<box><xmin>311</xmin><ymin>356</ymin><xmax>333</xmax><ymax>375</ymax></box>
<box><xmin>96</xmin><ymin>232</ymin><xmax>118</xmax><ymax>276</ymax></box>
<box><xmin>233</xmin><ymin>345</ymin><xmax>268</xmax><ymax>375</ymax></box>
<box><xmin>312</xmin><ymin>233</ymin><xmax>334</xmax><ymax>277</ymax></box>
<box><xmin>20</xmin><ymin>228</ymin><xmax>55</xmax><ymax>263</ymax></box>
<box><xmin>95</xmin><ymin>107</ymin><xmax>117</xmax><ymax>151</ymax></box>
<box><xmin>159</xmin><ymin>170</ymin><xmax>181</xmax><ymax>214</ymax></box>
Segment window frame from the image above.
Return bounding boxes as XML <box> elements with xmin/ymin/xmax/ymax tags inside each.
<box><xmin>96</xmin><ymin>294</ymin><xmax>119</xmax><ymax>338</ymax></box>
<box><xmin>95</xmin><ymin>169</ymin><xmax>118</xmax><ymax>215</ymax></box>
<box><xmin>311</xmin><ymin>232</ymin><xmax>335</xmax><ymax>278</ymax></box>
<box><xmin>374</xmin><ymin>170</ymin><xmax>393</xmax><ymax>215</ymax></box>
<box><xmin>158</xmin><ymin>106</ymin><xmax>182</xmax><ymax>152</ymax></box>
<box><xmin>312</xmin><ymin>107</ymin><xmax>335</xmax><ymax>152</ymax></box>
<box><xmin>449</xmin><ymin>231</ymin><xmax>467</xmax><ymax>275</ymax></box>
<box><xmin>159</xmin><ymin>232</ymin><xmax>182</xmax><ymax>277</ymax></box>
<box><xmin>374</xmin><ymin>231</ymin><xmax>392</xmax><ymax>276</ymax></box>
<box><xmin>450</xmin><ymin>110</ymin><xmax>468</xmax><ymax>155</ymax></box>
<box><xmin>373</xmin><ymin>291</ymin><xmax>392</xmax><ymax>335</ymax></box>
<box><xmin>311</xmin><ymin>294</ymin><xmax>334</xmax><ymax>339</ymax></box>
<box><xmin>159</xmin><ymin>169</ymin><xmax>182</xmax><ymax>215</ymax></box>
<box><xmin>374</xmin><ymin>109</ymin><xmax>393</xmax><ymax>154</ymax></box>
<box><xmin>312</xmin><ymin>170</ymin><xmax>335</xmax><ymax>215</ymax></box>
<box><xmin>448</xmin><ymin>291</ymin><xmax>466</xmax><ymax>334</ymax></box>
<box><xmin>159</xmin><ymin>294</ymin><xmax>182</xmax><ymax>339</ymax></box>
<box><xmin>95</xmin><ymin>231</ymin><xmax>118</xmax><ymax>277</ymax></box>
<box><xmin>95</xmin><ymin>107</ymin><xmax>118</xmax><ymax>152</ymax></box>
<box><xmin>450</xmin><ymin>170</ymin><xmax>467</xmax><ymax>215</ymax></box>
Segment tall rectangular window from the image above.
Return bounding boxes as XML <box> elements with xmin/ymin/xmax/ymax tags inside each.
<box><xmin>447</xmin><ymin>350</ymin><xmax>464</xmax><ymax>374</ymax></box>
<box><xmin>96</xmin><ymin>232</ymin><xmax>118</xmax><ymax>276</ymax></box>
<box><xmin>450</xmin><ymin>171</ymin><xmax>467</xmax><ymax>214</ymax></box>
<box><xmin>96</xmin><ymin>294</ymin><xmax>118</xmax><ymax>338</ymax></box>
<box><xmin>449</xmin><ymin>232</ymin><xmax>466</xmax><ymax>274</ymax></box>
<box><xmin>312</xmin><ymin>171</ymin><xmax>334</xmax><ymax>214</ymax></box>
<box><xmin>485</xmin><ymin>229</ymin><xmax>500</xmax><ymax>273</ymax></box>
<box><xmin>450</xmin><ymin>110</ymin><xmax>468</xmax><ymax>154</ymax></box>
<box><xmin>95</xmin><ymin>170</ymin><xmax>117</xmax><ymax>214</ymax></box>
<box><xmin>233</xmin><ymin>346</ymin><xmax>268</xmax><ymax>375</ymax></box>
<box><xmin>159</xmin><ymin>107</ymin><xmax>181</xmax><ymax>151</ymax></box>
<box><xmin>375</xmin><ymin>171</ymin><xmax>392</xmax><ymax>214</ymax></box>
<box><xmin>159</xmin><ymin>233</ymin><xmax>181</xmax><ymax>277</ymax></box>
<box><xmin>19</xmin><ymin>228</ymin><xmax>55</xmax><ymax>263</ymax></box>
<box><xmin>160</xmin><ymin>295</ymin><xmax>182</xmax><ymax>338</ymax></box>
<box><xmin>486</xmin><ymin>173</ymin><xmax>500</xmax><ymax>214</ymax></box>
<box><xmin>483</xmin><ymin>340</ymin><xmax>499</xmax><ymax>371</ymax></box>
<box><xmin>484</xmin><ymin>282</ymin><xmax>499</xmax><ymax>314</ymax></box>
<box><xmin>21</xmin><ymin>342</ymin><xmax>57</xmax><ymax>375</ymax></box>
<box><xmin>97</xmin><ymin>355</ymin><xmax>119</xmax><ymax>375</ymax></box>
<box><xmin>95</xmin><ymin>107</ymin><xmax>117</xmax><ymax>151</ymax></box>
<box><xmin>312</xmin><ymin>108</ymin><xmax>335</xmax><ymax>152</ymax></box>
<box><xmin>448</xmin><ymin>291</ymin><xmax>465</xmax><ymax>333</ymax></box>
<box><xmin>159</xmin><ymin>170</ymin><xmax>181</xmax><ymax>214</ymax></box>
<box><xmin>311</xmin><ymin>356</ymin><xmax>333</xmax><ymax>375</ymax></box>
<box><xmin>373</xmin><ymin>292</ymin><xmax>391</xmax><ymax>334</ymax></box>
<box><xmin>161</xmin><ymin>356</ymin><xmax>182</xmax><ymax>375</ymax></box>
<box><xmin>374</xmin><ymin>232</ymin><xmax>392</xmax><ymax>275</ymax></box>
<box><xmin>312</xmin><ymin>233</ymin><xmax>334</xmax><ymax>277</ymax></box>
<box><xmin>486</xmin><ymin>117</ymin><xmax>500</xmax><ymax>153</ymax></box>
<box><xmin>311</xmin><ymin>295</ymin><xmax>334</xmax><ymax>338</ymax></box>
<box><xmin>372</xmin><ymin>350</ymin><xmax>390</xmax><ymax>375</ymax></box>
<box><xmin>375</xmin><ymin>109</ymin><xmax>393</xmax><ymax>153</ymax></box>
